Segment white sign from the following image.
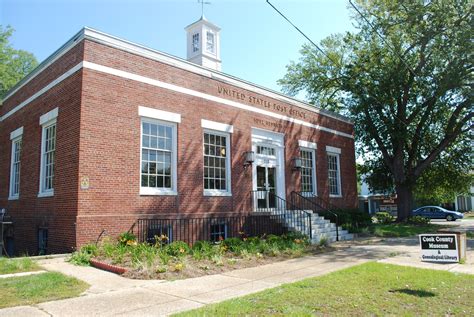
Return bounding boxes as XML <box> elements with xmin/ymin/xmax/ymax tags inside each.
<box><xmin>419</xmin><ymin>234</ymin><xmax>459</xmax><ymax>263</ymax></box>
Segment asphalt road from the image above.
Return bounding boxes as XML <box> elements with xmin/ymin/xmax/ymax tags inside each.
<box><xmin>431</xmin><ymin>218</ymin><xmax>474</xmax><ymax>231</ymax></box>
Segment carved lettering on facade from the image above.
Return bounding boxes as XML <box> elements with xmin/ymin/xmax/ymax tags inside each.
<box><xmin>253</xmin><ymin>118</ymin><xmax>284</xmax><ymax>129</ymax></box>
<box><xmin>217</xmin><ymin>85</ymin><xmax>307</xmax><ymax>119</ymax></box>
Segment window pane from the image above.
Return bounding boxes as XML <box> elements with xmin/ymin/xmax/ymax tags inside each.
<box><xmin>327</xmin><ymin>154</ymin><xmax>340</xmax><ymax>195</ymax></box>
<box><xmin>141</xmin><ymin>121</ymin><xmax>174</xmax><ymax>190</ymax></box>
<box><xmin>203</xmin><ymin>132</ymin><xmax>230</xmax><ymax>192</ymax></box>
<box><xmin>41</xmin><ymin>124</ymin><xmax>56</xmax><ymax>192</ymax></box>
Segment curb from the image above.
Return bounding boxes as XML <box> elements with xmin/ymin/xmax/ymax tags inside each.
<box><xmin>89</xmin><ymin>259</ymin><xmax>127</xmax><ymax>275</ymax></box>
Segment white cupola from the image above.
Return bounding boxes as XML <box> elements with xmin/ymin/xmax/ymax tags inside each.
<box><xmin>184</xmin><ymin>16</ymin><xmax>222</xmax><ymax>71</ymax></box>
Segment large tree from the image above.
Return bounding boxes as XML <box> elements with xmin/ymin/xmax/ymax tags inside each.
<box><xmin>0</xmin><ymin>25</ymin><xmax>38</xmax><ymax>99</ymax></box>
<box><xmin>279</xmin><ymin>1</ymin><xmax>473</xmax><ymax>220</ymax></box>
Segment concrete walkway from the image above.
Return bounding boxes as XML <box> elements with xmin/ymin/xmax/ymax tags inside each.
<box><xmin>1</xmin><ymin>237</ymin><xmax>472</xmax><ymax>317</ymax></box>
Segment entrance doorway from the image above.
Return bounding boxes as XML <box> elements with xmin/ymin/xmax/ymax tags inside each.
<box><xmin>256</xmin><ymin>165</ymin><xmax>276</xmax><ymax>209</ymax></box>
<box><xmin>251</xmin><ymin>128</ymin><xmax>285</xmax><ymax>211</ymax></box>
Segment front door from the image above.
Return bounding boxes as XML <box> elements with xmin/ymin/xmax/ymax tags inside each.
<box><xmin>256</xmin><ymin>165</ymin><xmax>277</xmax><ymax>209</ymax></box>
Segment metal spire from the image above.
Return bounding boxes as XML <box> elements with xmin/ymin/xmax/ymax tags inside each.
<box><xmin>198</xmin><ymin>0</ymin><xmax>211</xmax><ymax>18</ymax></box>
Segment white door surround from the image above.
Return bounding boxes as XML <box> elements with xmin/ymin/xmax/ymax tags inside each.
<box><xmin>251</xmin><ymin>128</ymin><xmax>285</xmax><ymax>207</ymax></box>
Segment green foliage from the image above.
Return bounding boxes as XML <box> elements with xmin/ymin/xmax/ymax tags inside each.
<box><xmin>408</xmin><ymin>216</ymin><xmax>430</xmax><ymax>226</ymax></box>
<box><xmin>279</xmin><ymin>1</ymin><xmax>473</xmax><ymax>220</ymax></box>
<box><xmin>68</xmin><ymin>244</ymin><xmax>98</xmax><ymax>266</ymax></box>
<box><xmin>164</xmin><ymin>241</ymin><xmax>190</xmax><ymax>257</ymax></box>
<box><xmin>0</xmin><ymin>25</ymin><xmax>38</xmax><ymax>99</ymax></box>
<box><xmin>375</xmin><ymin>212</ymin><xmax>394</xmax><ymax>224</ymax></box>
<box><xmin>324</xmin><ymin>209</ymin><xmax>373</xmax><ymax>232</ymax></box>
<box><xmin>118</xmin><ymin>232</ymin><xmax>137</xmax><ymax>246</ymax></box>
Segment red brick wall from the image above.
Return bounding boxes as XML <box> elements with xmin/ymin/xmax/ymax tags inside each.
<box><xmin>75</xmin><ymin>39</ymin><xmax>358</xmax><ymax>246</ymax></box>
<box><xmin>0</xmin><ymin>37</ymin><xmax>357</xmax><ymax>253</ymax></box>
<box><xmin>0</xmin><ymin>44</ymin><xmax>84</xmax><ymax>254</ymax></box>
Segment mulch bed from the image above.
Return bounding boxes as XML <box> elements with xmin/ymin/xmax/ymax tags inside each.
<box><xmin>91</xmin><ymin>245</ymin><xmax>333</xmax><ymax>280</ymax></box>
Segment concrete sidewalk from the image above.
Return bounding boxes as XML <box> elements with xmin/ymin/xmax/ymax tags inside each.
<box><xmin>1</xmin><ymin>238</ymin><xmax>472</xmax><ymax>317</ymax></box>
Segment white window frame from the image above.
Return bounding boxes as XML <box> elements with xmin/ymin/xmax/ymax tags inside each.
<box><xmin>326</xmin><ymin>146</ymin><xmax>342</xmax><ymax>197</ymax></box>
<box><xmin>203</xmin><ymin>129</ymin><xmax>232</xmax><ymax>197</ymax></box>
<box><xmin>192</xmin><ymin>33</ymin><xmax>199</xmax><ymax>52</ymax></box>
<box><xmin>139</xmin><ymin>117</ymin><xmax>178</xmax><ymax>196</ymax></box>
<box><xmin>206</xmin><ymin>30</ymin><xmax>215</xmax><ymax>54</ymax></box>
<box><xmin>300</xmin><ymin>147</ymin><xmax>317</xmax><ymax>196</ymax></box>
<box><xmin>138</xmin><ymin>106</ymin><xmax>180</xmax><ymax>196</ymax></box>
<box><xmin>38</xmin><ymin>108</ymin><xmax>58</xmax><ymax>197</ymax></box>
<box><xmin>9</xmin><ymin>127</ymin><xmax>24</xmax><ymax>200</ymax></box>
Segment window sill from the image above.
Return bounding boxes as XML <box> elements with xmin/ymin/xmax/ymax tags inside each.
<box><xmin>8</xmin><ymin>195</ymin><xmax>19</xmax><ymax>201</ymax></box>
<box><xmin>38</xmin><ymin>191</ymin><xmax>54</xmax><ymax>198</ymax></box>
<box><xmin>140</xmin><ymin>188</ymin><xmax>177</xmax><ymax>196</ymax></box>
<box><xmin>329</xmin><ymin>195</ymin><xmax>342</xmax><ymax>198</ymax></box>
<box><xmin>204</xmin><ymin>191</ymin><xmax>232</xmax><ymax>197</ymax></box>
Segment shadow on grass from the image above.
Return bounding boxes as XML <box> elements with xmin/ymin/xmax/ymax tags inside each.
<box><xmin>389</xmin><ymin>288</ymin><xmax>436</xmax><ymax>297</ymax></box>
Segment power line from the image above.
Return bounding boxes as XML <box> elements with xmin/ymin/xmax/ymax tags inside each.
<box><xmin>265</xmin><ymin>0</ymin><xmax>437</xmax><ymax>159</ymax></box>
<box><xmin>265</xmin><ymin>0</ymin><xmax>342</xmax><ymax>68</ymax></box>
<box><xmin>348</xmin><ymin>0</ymin><xmax>416</xmax><ymax>77</ymax></box>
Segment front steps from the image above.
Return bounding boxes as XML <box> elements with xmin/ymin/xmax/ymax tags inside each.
<box><xmin>278</xmin><ymin>211</ymin><xmax>354</xmax><ymax>244</ymax></box>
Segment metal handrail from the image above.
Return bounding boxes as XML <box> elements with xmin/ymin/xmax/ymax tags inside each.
<box><xmin>251</xmin><ymin>190</ymin><xmax>312</xmax><ymax>240</ymax></box>
<box><xmin>290</xmin><ymin>191</ymin><xmax>339</xmax><ymax>241</ymax></box>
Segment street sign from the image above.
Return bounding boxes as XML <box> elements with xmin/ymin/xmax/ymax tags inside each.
<box><xmin>419</xmin><ymin>234</ymin><xmax>459</xmax><ymax>263</ymax></box>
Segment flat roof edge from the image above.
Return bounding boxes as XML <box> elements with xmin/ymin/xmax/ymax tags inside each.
<box><xmin>1</xmin><ymin>28</ymin><xmax>86</xmax><ymax>104</ymax></box>
<box><xmin>1</xmin><ymin>27</ymin><xmax>353</xmax><ymax>125</ymax></box>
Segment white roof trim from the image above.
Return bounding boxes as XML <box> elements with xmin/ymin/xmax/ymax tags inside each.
<box><xmin>201</xmin><ymin>119</ymin><xmax>234</xmax><ymax>133</ymax></box>
<box><xmin>39</xmin><ymin>107</ymin><xmax>59</xmax><ymax>125</ymax></box>
<box><xmin>2</xmin><ymin>27</ymin><xmax>352</xmax><ymax>126</ymax></box>
<box><xmin>298</xmin><ymin>140</ymin><xmax>317</xmax><ymax>149</ymax></box>
<box><xmin>85</xmin><ymin>62</ymin><xmax>352</xmax><ymax>139</ymax></box>
<box><xmin>1</xmin><ymin>62</ymin><xmax>83</xmax><ymax>122</ymax></box>
<box><xmin>326</xmin><ymin>145</ymin><xmax>342</xmax><ymax>154</ymax></box>
<box><xmin>138</xmin><ymin>106</ymin><xmax>181</xmax><ymax>123</ymax></box>
<box><xmin>10</xmin><ymin>127</ymin><xmax>24</xmax><ymax>140</ymax></box>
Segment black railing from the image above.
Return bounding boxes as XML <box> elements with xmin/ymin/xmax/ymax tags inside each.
<box><xmin>251</xmin><ymin>190</ymin><xmax>312</xmax><ymax>239</ymax></box>
<box><xmin>135</xmin><ymin>215</ymin><xmax>288</xmax><ymax>245</ymax></box>
<box><xmin>290</xmin><ymin>191</ymin><xmax>339</xmax><ymax>241</ymax></box>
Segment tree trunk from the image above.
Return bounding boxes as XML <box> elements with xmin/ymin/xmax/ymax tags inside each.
<box><xmin>396</xmin><ymin>184</ymin><xmax>414</xmax><ymax>222</ymax></box>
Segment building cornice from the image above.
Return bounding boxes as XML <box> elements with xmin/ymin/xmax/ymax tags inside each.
<box><xmin>1</xmin><ymin>27</ymin><xmax>353</xmax><ymax>125</ymax></box>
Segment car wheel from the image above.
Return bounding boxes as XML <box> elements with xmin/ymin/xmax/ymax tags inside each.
<box><xmin>446</xmin><ymin>215</ymin><xmax>454</xmax><ymax>221</ymax></box>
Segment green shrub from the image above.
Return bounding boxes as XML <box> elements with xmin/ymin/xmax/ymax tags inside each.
<box><xmin>408</xmin><ymin>215</ymin><xmax>430</xmax><ymax>225</ymax></box>
<box><xmin>375</xmin><ymin>212</ymin><xmax>395</xmax><ymax>224</ymax></box>
<box><xmin>165</xmin><ymin>241</ymin><xmax>190</xmax><ymax>257</ymax></box>
<box><xmin>322</xmin><ymin>209</ymin><xmax>372</xmax><ymax>232</ymax></box>
<box><xmin>118</xmin><ymin>232</ymin><xmax>137</xmax><ymax>246</ymax></box>
<box><xmin>221</xmin><ymin>237</ymin><xmax>243</xmax><ymax>253</ymax></box>
<box><xmin>68</xmin><ymin>244</ymin><xmax>98</xmax><ymax>266</ymax></box>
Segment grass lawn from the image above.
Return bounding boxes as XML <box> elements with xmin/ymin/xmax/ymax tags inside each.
<box><xmin>371</xmin><ymin>223</ymin><xmax>446</xmax><ymax>237</ymax></box>
<box><xmin>0</xmin><ymin>272</ymin><xmax>89</xmax><ymax>309</ymax></box>
<box><xmin>0</xmin><ymin>257</ymin><xmax>41</xmax><ymax>275</ymax></box>
<box><xmin>176</xmin><ymin>262</ymin><xmax>474</xmax><ymax>316</ymax></box>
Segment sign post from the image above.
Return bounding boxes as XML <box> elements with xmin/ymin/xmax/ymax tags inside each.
<box><xmin>419</xmin><ymin>234</ymin><xmax>461</xmax><ymax>263</ymax></box>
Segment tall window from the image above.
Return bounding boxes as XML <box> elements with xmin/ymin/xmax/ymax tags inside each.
<box><xmin>327</xmin><ymin>153</ymin><xmax>341</xmax><ymax>196</ymax></box>
<box><xmin>40</xmin><ymin>122</ymin><xmax>56</xmax><ymax>195</ymax></box>
<box><xmin>141</xmin><ymin>119</ymin><xmax>176</xmax><ymax>193</ymax></box>
<box><xmin>206</xmin><ymin>31</ymin><xmax>215</xmax><ymax>53</ymax></box>
<box><xmin>203</xmin><ymin>131</ymin><xmax>230</xmax><ymax>194</ymax></box>
<box><xmin>9</xmin><ymin>136</ymin><xmax>22</xmax><ymax>199</ymax></box>
<box><xmin>300</xmin><ymin>149</ymin><xmax>316</xmax><ymax>195</ymax></box>
<box><xmin>192</xmin><ymin>33</ymin><xmax>199</xmax><ymax>52</ymax></box>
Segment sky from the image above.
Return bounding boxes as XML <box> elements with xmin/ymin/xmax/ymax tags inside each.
<box><xmin>1</xmin><ymin>0</ymin><xmax>355</xmax><ymax>93</ymax></box>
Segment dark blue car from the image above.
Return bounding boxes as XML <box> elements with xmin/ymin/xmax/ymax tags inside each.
<box><xmin>411</xmin><ymin>206</ymin><xmax>464</xmax><ymax>221</ymax></box>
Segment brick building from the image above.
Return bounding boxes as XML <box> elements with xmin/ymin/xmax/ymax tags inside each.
<box><xmin>0</xmin><ymin>17</ymin><xmax>357</xmax><ymax>255</ymax></box>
